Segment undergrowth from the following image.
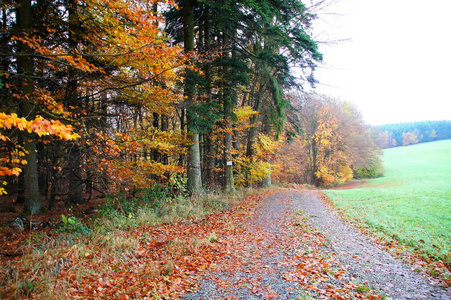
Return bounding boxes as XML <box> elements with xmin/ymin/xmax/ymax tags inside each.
<box><xmin>0</xmin><ymin>186</ymin><xmax>257</xmax><ymax>299</ymax></box>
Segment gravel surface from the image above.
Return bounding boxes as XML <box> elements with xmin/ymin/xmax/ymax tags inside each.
<box><xmin>183</xmin><ymin>192</ymin><xmax>301</xmax><ymax>299</ymax></box>
<box><xmin>182</xmin><ymin>190</ymin><xmax>451</xmax><ymax>299</ymax></box>
<box><xmin>290</xmin><ymin>191</ymin><xmax>451</xmax><ymax>300</ymax></box>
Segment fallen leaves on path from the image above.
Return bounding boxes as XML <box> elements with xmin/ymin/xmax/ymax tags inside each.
<box><xmin>1</xmin><ymin>189</ymin><xmax>383</xmax><ymax>299</ymax></box>
<box><xmin>181</xmin><ymin>191</ymin><xmax>383</xmax><ymax>299</ymax></box>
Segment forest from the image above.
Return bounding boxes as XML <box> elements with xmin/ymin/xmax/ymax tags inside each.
<box><xmin>376</xmin><ymin>120</ymin><xmax>451</xmax><ymax>148</ymax></box>
<box><xmin>1</xmin><ymin>0</ymin><xmax>383</xmax><ymax>214</ymax></box>
<box><xmin>3</xmin><ymin>1</ymin><xmax>451</xmax><ymax>298</ymax></box>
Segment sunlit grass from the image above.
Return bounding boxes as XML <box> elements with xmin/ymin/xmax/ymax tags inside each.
<box><xmin>324</xmin><ymin>140</ymin><xmax>451</xmax><ymax>265</ymax></box>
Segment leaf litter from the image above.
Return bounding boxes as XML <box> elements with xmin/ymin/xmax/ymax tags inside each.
<box><xmin>1</xmin><ymin>189</ymin><xmax>450</xmax><ymax>299</ymax></box>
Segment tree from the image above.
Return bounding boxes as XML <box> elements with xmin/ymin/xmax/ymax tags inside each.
<box><xmin>378</xmin><ymin>120</ymin><xmax>451</xmax><ymax>147</ymax></box>
<box><xmin>166</xmin><ymin>0</ymin><xmax>322</xmax><ymax>189</ymax></box>
<box><xmin>183</xmin><ymin>0</ymin><xmax>202</xmax><ymax>193</ymax></box>
<box><xmin>275</xmin><ymin>93</ymin><xmax>383</xmax><ymax>187</ymax></box>
<box><xmin>1</xmin><ymin>0</ymin><xmax>185</xmax><ymax>209</ymax></box>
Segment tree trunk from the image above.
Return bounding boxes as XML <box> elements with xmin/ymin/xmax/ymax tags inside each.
<box><xmin>152</xmin><ymin>112</ymin><xmax>160</xmax><ymax>162</ymax></box>
<box><xmin>223</xmin><ymin>77</ymin><xmax>235</xmax><ymax>192</ymax></box>
<box><xmin>262</xmin><ymin>174</ymin><xmax>272</xmax><ymax>187</ymax></box>
<box><xmin>68</xmin><ymin>144</ymin><xmax>84</xmax><ymax>203</ymax></box>
<box><xmin>183</xmin><ymin>0</ymin><xmax>202</xmax><ymax>193</ymax></box>
<box><xmin>66</xmin><ymin>0</ymin><xmax>84</xmax><ymax>204</ymax></box>
<box><xmin>18</xmin><ymin>0</ymin><xmax>43</xmax><ymax>214</ymax></box>
<box><xmin>222</xmin><ymin>31</ymin><xmax>235</xmax><ymax>192</ymax></box>
<box><xmin>223</xmin><ymin>122</ymin><xmax>235</xmax><ymax>192</ymax></box>
<box><xmin>202</xmin><ymin>10</ymin><xmax>215</xmax><ymax>187</ymax></box>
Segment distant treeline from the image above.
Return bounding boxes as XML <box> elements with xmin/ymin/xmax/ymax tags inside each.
<box><xmin>375</xmin><ymin>120</ymin><xmax>451</xmax><ymax>148</ymax></box>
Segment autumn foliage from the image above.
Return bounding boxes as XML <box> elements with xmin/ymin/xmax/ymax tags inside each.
<box><xmin>0</xmin><ymin>0</ymin><xmax>329</xmax><ymax>209</ymax></box>
<box><xmin>0</xmin><ymin>0</ymin><xmax>186</xmax><ymax>207</ymax></box>
<box><xmin>274</xmin><ymin>93</ymin><xmax>383</xmax><ymax>187</ymax></box>
<box><xmin>375</xmin><ymin>120</ymin><xmax>451</xmax><ymax>149</ymax></box>
<box><xmin>0</xmin><ymin>1</ymin><xmax>436</xmax><ymax>298</ymax></box>
<box><xmin>0</xmin><ymin>0</ymin><xmax>381</xmax><ymax>209</ymax></box>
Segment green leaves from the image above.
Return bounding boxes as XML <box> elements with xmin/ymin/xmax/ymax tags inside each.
<box><xmin>186</xmin><ymin>101</ymin><xmax>222</xmax><ymax>133</ymax></box>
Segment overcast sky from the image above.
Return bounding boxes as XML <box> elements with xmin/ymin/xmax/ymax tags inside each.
<box><xmin>308</xmin><ymin>0</ymin><xmax>451</xmax><ymax>125</ymax></box>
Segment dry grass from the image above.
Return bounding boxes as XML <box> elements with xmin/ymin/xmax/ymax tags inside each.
<box><xmin>0</xmin><ymin>187</ymin><xmax>258</xmax><ymax>299</ymax></box>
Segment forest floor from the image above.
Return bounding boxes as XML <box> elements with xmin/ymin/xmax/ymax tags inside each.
<box><xmin>1</xmin><ymin>189</ymin><xmax>451</xmax><ymax>299</ymax></box>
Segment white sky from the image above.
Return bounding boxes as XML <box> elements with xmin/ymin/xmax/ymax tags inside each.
<box><xmin>308</xmin><ymin>0</ymin><xmax>451</xmax><ymax>125</ymax></box>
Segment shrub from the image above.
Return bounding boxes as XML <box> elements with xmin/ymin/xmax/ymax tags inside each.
<box><xmin>353</xmin><ymin>158</ymin><xmax>384</xmax><ymax>179</ymax></box>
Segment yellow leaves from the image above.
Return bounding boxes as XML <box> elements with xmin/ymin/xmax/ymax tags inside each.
<box><xmin>233</xmin><ymin>106</ymin><xmax>259</xmax><ymax>121</ymax></box>
<box><xmin>9</xmin><ymin>158</ymin><xmax>27</xmax><ymax>165</ymax></box>
<box><xmin>254</xmin><ymin>134</ymin><xmax>281</xmax><ymax>158</ymax></box>
<box><xmin>249</xmin><ymin>161</ymin><xmax>273</xmax><ymax>181</ymax></box>
<box><xmin>0</xmin><ymin>180</ymin><xmax>7</xmax><ymax>195</ymax></box>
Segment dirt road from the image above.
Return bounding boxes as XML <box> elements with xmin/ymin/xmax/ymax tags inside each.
<box><xmin>183</xmin><ymin>190</ymin><xmax>451</xmax><ymax>299</ymax></box>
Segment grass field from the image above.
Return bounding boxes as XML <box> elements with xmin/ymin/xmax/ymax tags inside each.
<box><xmin>324</xmin><ymin>140</ymin><xmax>451</xmax><ymax>266</ymax></box>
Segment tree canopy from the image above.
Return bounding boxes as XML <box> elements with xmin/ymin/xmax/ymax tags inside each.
<box><xmin>0</xmin><ymin>0</ymin><xmax>383</xmax><ymax>213</ymax></box>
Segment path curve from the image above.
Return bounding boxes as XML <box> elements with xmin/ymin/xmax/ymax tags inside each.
<box><xmin>183</xmin><ymin>190</ymin><xmax>450</xmax><ymax>299</ymax></box>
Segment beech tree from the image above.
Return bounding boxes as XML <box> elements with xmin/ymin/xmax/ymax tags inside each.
<box><xmin>1</xmin><ymin>0</ymin><xmax>185</xmax><ymax>212</ymax></box>
<box><xmin>275</xmin><ymin>93</ymin><xmax>383</xmax><ymax>187</ymax></box>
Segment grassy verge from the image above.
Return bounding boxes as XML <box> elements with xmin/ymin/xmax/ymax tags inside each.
<box><xmin>324</xmin><ymin>140</ymin><xmax>451</xmax><ymax>271</ymax></box>
<box><xmin>0</xmin><ymin>187</ymin><xmax>263</xmax><ymax>299</ymax></box>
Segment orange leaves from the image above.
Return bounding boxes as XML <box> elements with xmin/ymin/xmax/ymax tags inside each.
<box><xmin>0</xmin><ymin>147</ymin><xmax>26</xmax><ymax>193</ymax></box>
<box><xmin>0</xmin><ymin>167</ymin><xmax>22</xmax><ymax>177</ymax></box>
<box><xmin>288</xmin><ymin>209</ymin><xmax>382</xmax><ymax>299</ymax></box>
<box><xmin>1</xmin><ymin>0</ymin><xmax>187</xmax><ymax>200</ymax></box>
<box><xmin>30</xmin><ymin>117</ymin><xmax>79</xmax><ymax>140</ymax></box>
<box><xmin>0</xmin><ymin>113</ymin><xmax>28</xmax><ymax>130</ymax></box>
<box><xmin>87</xmin><ymin>126</ymin><xmax>187</xmax><ymax>192</ymax></box>
<box><xmin>0</xmin><ymin>113</ymin><xmax>79</xmax><ymax>141</ymax></box>
<box><xmin>82</xmin><ymin>0</ymin><xmax>184</xmax><ymax>78</ymax></box>
<box><xmin>12</xmin><ymin>35</ymin><xmax>101</xmax><ymax>73</ymax></box>
<box><xmin>0</xmin><ymin>113</ymin><xmax>78</xmax><ymax>190</ymax></box>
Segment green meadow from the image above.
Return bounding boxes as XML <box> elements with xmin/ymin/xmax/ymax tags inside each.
<box><xmin>324</xmin><ymin>140</ymin><xmax>451</xmax><ymax>265</ymax></box>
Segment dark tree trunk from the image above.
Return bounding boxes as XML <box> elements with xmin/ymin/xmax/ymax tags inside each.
<box><xmin>18</xmin><ymin>0</ymin><xmax>43</xmax><ymax>214</ymax></box>
<box><xmin>66</xmin><ymin>0</ymin><xmax>84</xmax><ymax>204</ymax></box>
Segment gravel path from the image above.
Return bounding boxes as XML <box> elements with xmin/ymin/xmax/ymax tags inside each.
<box><xmin>290</xmin><ymin>191</ymin><xmax>450</xmax><ymax>299</ymax></box>
<box><xmin>183</xmin><ymin>192</ymin><xmax>301</xmax><ymax>299</ymax></box>
<box><xmin>183</xmin><ymin>190</ymin><xmax>451</xmax><ymax>299</ymax></box>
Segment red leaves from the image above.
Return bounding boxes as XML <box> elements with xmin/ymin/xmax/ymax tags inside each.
<box><xmin>55</xmin><ymin>190</ymin><xmax>278</xmax><ymax>299</ymax></box>
<box><xmin>0</xmin><ymin>190</ymin><xmax>386</xmax><ymax>298</ymax></box>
